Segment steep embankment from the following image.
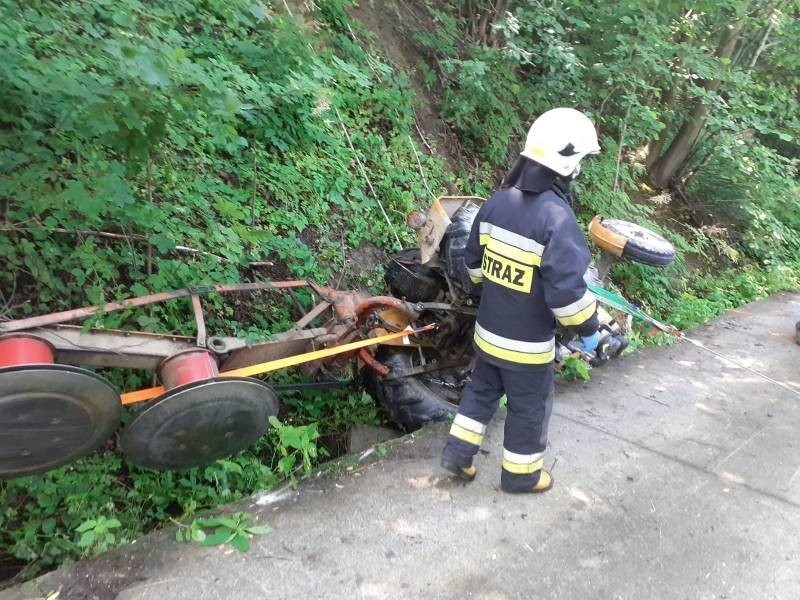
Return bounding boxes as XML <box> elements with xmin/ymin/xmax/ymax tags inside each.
<box><xmin>0</xmin><ymin>0</ymin><xmax>458</xmax><ymax>585</ymax></box>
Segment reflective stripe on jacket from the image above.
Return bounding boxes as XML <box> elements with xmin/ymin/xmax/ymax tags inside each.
<box><xmin>465</xmin><ymin>175</ymin><xmax>598</xmax><ymax>370</ymax></box>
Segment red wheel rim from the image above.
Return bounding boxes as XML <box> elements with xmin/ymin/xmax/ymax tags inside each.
<box><xmin>157</xmin><ymin>349</ymin><xmax>219</xmax><ymax>390</ymax></box>
<box><xmin>0</xmin><ymin>335</ymin><xmax>55</xmax><ymax>367</ymax></box>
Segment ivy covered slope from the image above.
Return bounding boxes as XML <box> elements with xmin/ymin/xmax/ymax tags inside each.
<box><xmin>0</xmin><ymin>0</ymin><xmax>450</xmax><ymax>321</ymax></box>
<box><xmin>0</xmin><ymin>0</ymin><xmax>450</xmax><ymax>583</ymax></box>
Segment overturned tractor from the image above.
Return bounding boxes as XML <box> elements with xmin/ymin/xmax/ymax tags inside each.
<box><xmin>0</xmin><ymin>197</ymin><xmax>675</xmax><ymax>479</ymax></box>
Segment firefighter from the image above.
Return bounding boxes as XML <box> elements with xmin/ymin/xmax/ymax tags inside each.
<box><xmin>440</xmin><ymin>107</ymin><xmax>601</xmax><ymax>494</ymax></box>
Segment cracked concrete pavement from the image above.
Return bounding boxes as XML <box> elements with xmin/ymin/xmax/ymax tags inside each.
<box><xmin>3</xmin><ymin>292</ymin><xmax>800</xmax><ymax>600</ymax></box>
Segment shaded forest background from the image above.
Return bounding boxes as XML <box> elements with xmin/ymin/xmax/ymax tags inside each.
<box><xmin>1</xmin><ymin>0</ymin><xmax>799</xmax><ymax>583</ymax></box>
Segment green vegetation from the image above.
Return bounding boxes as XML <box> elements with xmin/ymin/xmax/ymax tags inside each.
<box><xmin>0</xmin><ymin>0</ymin><xmax>436</xmax><ymax>581</ymax></box>
<box><xmin>175</xmin><ymin>511</ymin><xmax>272</xmax><ymax>553</ymax></box>
<box><xmin>420</xmin><ymin>0</ymin><xmax>800</xmax><ymax>328</ymax></box>
<box><xmin>1</xmin><ymin>0</ymin><xmax>799</xmax><ymax>584</ymax></box>
<box><xmin>558</xmin><ymin>355</ymin><xmax>591</xmax><ymax>381</ymax></box>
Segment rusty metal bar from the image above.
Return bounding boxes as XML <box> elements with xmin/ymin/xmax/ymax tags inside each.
<box><xmin>358</xmin><ymin>347</ymin><xmax>390</xmax><ymax>376</ymax></box>
<box><xmin>354</xmin><ymin>296</ymin><xmax>420</xmax><ymax>326</ymax></box>
<box><xmin>190</xmin><ymin>294</ymin><xmax>207</xmax><ymax>348</ymax></box>
<box><xmin>0</xmin><ymin>281</ymin><xmax>309</xmax><ymax>333</ymax></box>
<box><xmin>30</xmin><ymin>325</ymin><xmax>200</xmax><ymax>370</ymax></box>
<box><xmin>294</xmin><ymin>301</ymin><xmax>332</xmax><ymax>330</ymax></box>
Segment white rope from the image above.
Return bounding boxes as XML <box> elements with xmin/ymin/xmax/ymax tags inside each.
<box><xmin>678</xmin><ymin>334</ymin><xmax>800</xmax><ymax>399</ymax></box>
<box><xmin>345</xmin><ymin>22</ymin><xmax>436</xmax><ymax>202</ymax></box>
<box><xmin>407</xmin><ymin>134</ymin><xmax>433</xmax><ymax>198</ymax></box>
<box><xmin>334</xmin><ymin>107</ymin><xmax>403</xmax><ymax>250</ymax></box>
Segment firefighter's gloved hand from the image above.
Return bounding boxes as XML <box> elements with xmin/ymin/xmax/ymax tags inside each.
<box><xmin>578</xmin><ymin>331</ymin><xmax>601</xmax><ymax>353</ymax></box>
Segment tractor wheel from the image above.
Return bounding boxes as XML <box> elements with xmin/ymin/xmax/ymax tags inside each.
<box><xmin>363</xmin><ymin>348</ymin><xmax>463</xmax><ymax>432</ymax></box>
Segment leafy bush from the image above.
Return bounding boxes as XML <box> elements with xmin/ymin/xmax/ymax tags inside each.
<box><xmin>687</xmin><ymin>137</ymin><xmax>800</xmax><ymax>264</ymax></box>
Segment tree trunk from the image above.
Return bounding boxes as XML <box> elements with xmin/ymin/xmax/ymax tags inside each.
<box><xmin>462</xmin><ymin>0</ymin><xmax>517</xmax><ymax>46</ymax></box>
<box><xmin>645</xmin><ymin>85</ymin><xmax>679</xmax><ymax>170</ymax></box>
<box><xmin>647</xmin><ymin>22</ymin><xmax>743</xmax><ymax>188</ymax></box>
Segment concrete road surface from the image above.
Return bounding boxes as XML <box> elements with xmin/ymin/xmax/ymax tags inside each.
<box><xmin>4</xmin><ymin>292</ymin><xmax>800</xmax><ymax>600</ymax></box>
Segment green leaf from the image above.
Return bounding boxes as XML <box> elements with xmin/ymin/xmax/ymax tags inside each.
<box><xmin>248</xmin><ymin>4</ymin><xmax>266</xmax><ymax>20</ymax></box>
<box><xmin>281</xmin><ymin>427</ymin><xmax>303</xmax><ymax>449</ymax></box>
<box><xmin>75</xmin><ymin>519</ymin><xmax>97</xmax><ymax>533</ymax></box>
<box><xmin>197</xmin><ymin>516</ymin><xmax>237</xmax><ymax>529</ymax></box>
<box><xmin>105</xmin><ymin>518</ymin><xmax>122</xmax><ymax>529</ymax></box>
<box><xmin>41</xmin><ymin>518</ymin><xmax>56</xmax><ymax>535</ymax></box>
<box><xmin>277</xmin><ymin>454</ymin><xmax>296</xmax><ymax>473</ymax></box>
<box><xmin>230</xmin><ymin>533</ymin><xmax>251</xmax><ymax>552</ymax></box>
<box><xmin>78</xmin><ymin>531</ymin><xmax>96</xmax><ymax>548</ymax></box>
<box><xmin>191</xmin><ymin>528</ymin><xmax>207</xmax><ymax>543</ymax></box>
<box><xmin>246</xmin><ymin>525</ymin><xmax>272</xmax><ymax>536</ymax></box>
<box><xmin>148</xmin><ymin>234</ymin><xmax>175</xmax><ymax>253</ymax></box>
<box><xmin>202</xmin><ymin>532</ymin><xmax>233</xmax><ymax>546</ymax></box>
<box><xmin>217</xmin><ymin>459</ymin><xmax>243</xmax><ymax>475</ymax></box>
<box><xmin>217</xmin><ymin>518</ymin><xmax>238</xmax><ymax>530</ymax></box>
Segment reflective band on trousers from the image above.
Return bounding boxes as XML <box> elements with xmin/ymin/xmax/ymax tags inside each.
<box><xmin>449</xmin><ymin>414</ymin><xmax>487</xmax><ymax>446</ymax></box>
<box><xmin>474</xmin><ymin>323</ymin><xmax>555</xmax><ymax>365</ymax></box>
<box><xmin>502</xmin><ymin>449</ymin><xmax>544</xmax><ymax>474</ymax></box>
<box><xmin>552</xmin><ymin>290</ymin><xmax>597</xmax><ymax>327</ymax></box>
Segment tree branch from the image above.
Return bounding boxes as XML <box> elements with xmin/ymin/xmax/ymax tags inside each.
<box><xmin>749</xmin><ymin>14</ymin><xmax>777</xmax><ymax>71</ymax></box>
<box><xmin>613</xmin><ymin>104</ymin><xmax>632</xmax><ymax>192</ymax></box>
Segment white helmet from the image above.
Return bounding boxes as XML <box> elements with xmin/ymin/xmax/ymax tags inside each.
<box><xmin>520</xmin><ymin>108</ymin><xmax>600</xmax><ymax>177</ymax></box>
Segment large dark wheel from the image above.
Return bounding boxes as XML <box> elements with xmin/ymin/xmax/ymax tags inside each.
<box><xmin>364</xmin><ymin>348</ymin><xmax>467</xmax><ymax>431</ymax></box>
<box><xmin>384</xmin><ymin>248</ymin><xmax>443</xmax><ymax>302</ymax></box>
<box><xmin>120</xmin><ymin>378</ymin><xmax>278</xmax><ymax>470</ymax></box>
<box><xmin>0</xmin><ymin>365</ymin><xmax>121</xmax><ymax>478</ymax></box>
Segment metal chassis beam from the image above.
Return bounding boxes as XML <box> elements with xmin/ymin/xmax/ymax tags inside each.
<box><xmin>0</xmin><ymin>281</ymin><xmax>310</xmax><ymax>334</ymax></box>
<box><xmin>0</xmin><ymin>278</ymin><xmax>427</xmax><ymax>377</ymax></box>
<box><xmin>29</xmin><ymin>324</ymin><xmax>330</xmax><ymax>371</ymax></box>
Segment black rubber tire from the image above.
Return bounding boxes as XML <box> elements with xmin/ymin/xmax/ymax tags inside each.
<box><xmin>795</xmin><ymin>321</ymin><xmax>800</xmax><ymax>346</ymax></box>
<box><xmin>384</xmin><ymin>248</ymin><xmax>443</xmax><ymax>303</ymax></box>
<box><xmin>363</xmin><ymin>349</ymin><xmax>459</xmax><ymax>432</ymax></box>
<box><xmin>601</xmin><ymin>219</ymin><xmax>676</xmax><ymax>267</ymax></box>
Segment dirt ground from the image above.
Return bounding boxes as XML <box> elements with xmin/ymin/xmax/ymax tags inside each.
<box><xmin>348</xmin><ymin>0</ymin><xmax>465</xmax><ymax>174</ymax></box>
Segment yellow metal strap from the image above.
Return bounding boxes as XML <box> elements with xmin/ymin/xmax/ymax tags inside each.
<box><xmin>120</xmin><ymin>324</ymin><xmax>436</xmax><ymax>405</ymax></box>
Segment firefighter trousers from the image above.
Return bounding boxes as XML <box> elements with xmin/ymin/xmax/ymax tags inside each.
<box><xmin>441</xmin><ymin>357</ymin><xmax>554</xmax><ymax>492</ymax></box>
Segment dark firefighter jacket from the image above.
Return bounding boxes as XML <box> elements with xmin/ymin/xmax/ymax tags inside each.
<box><xmin>465</xmin><ymin>163</ymin><xmax>599</xmax><ymax>370</ymax></box>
